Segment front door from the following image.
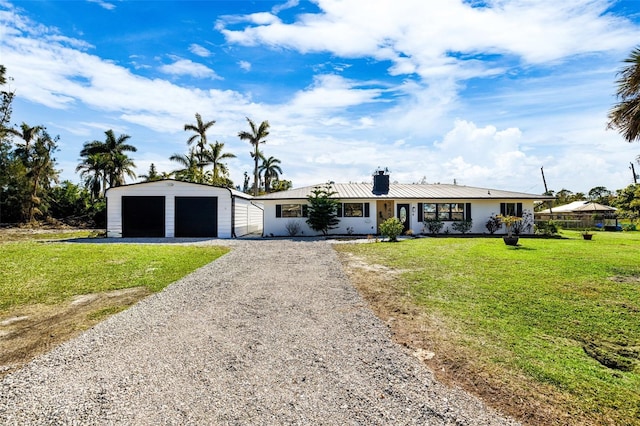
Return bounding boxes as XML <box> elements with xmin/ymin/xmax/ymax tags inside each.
<box><xmin>376</xmin><ymin>200</ymin><xmax>394</xmax><ymax>234</ymax></box>
<box><xmin>397</xmin><ymin>203</ymin><xmax>410</xmax><ymax>235</ymax></box>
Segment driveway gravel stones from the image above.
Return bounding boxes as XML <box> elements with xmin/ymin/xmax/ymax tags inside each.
<box><xmin>0</xmin><ymin>239</ymin><xmax>519</xmax><ymax>425</ymax></box>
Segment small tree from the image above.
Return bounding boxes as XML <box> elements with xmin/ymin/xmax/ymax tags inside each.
<box><xmin>305</xmin><ymin>183</ymin><xmax>340</xmax><ymax>235</ymax></box>
<box><xmin>379</xmin><ymin>217</ymin><xmax>404</xmax><ymax>242</ymax></box>
<box><xmin>496</xmin><ymin>214</ymin><xmax>522</xmax><ymax>238</ymax></box>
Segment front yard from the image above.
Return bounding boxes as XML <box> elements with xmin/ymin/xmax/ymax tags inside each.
<box><xmin>0</xmin><ymin>230</ymin><xmax>228</xmax><ymax>377</ymax></box>
<box><xmin>335</xmin><ymin>230</ymin><xmax>640</xmax><ymax>426</ymax></box>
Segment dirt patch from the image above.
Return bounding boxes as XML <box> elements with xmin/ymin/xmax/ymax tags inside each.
<box><xmin>336</xmin><ymin>251</ymin><xmax>600</xmax><ymax>426</ymax></box>
<box><xmin>0</xmin><ymin>287</ymin><xmax>150</xmax><ymax>378</ymax></box>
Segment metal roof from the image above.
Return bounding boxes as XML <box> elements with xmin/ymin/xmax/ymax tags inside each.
<box><xmin>537</xmin><ymin>200</ymin><xmax>616</xmax><ymax>213</ymax></box>
<box><xmin>257</xmin><ymin>183</ymin><xmax>552</xmax><ymax>201</ymax></box>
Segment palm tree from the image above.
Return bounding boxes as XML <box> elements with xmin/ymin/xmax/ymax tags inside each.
<box><xmin>204</xmin><ymin>141</ymin><xmax>236</xmax><ymax>182</ymax></box>
<box><xmin>9</xmin><ymin>123</ymin><xmax>44</xmax><ymax>162</ymax></box>
<box><xmin>25</xmin><ymin>130</ymin><xmax>58</xmax><ymax>222</ymax></box>
<box><xmin>75</xmin><ymin>153</ymin><xmax>104</xmax><ymax>201</ymax></box>
<box><xmin>9</xmin><ymin>123</ymin><xmax>58</xmax><ymax>221</ymax></box>
<box><xmin>258</xmin><ymin>155</ymin><xmax>282</xmax><ymax>193</ymax></box>
<box><xmin>110</xmin><ymin>152</ymin><xmax>137</xmax><ymax>187</ymax></box>
<box><xmin>170</xmin><ymin>149</ymin><xmax>201</xmax><ymax>183</ymax></box>
<box><xmin>79</xmin><ymin>130</ymin><xmax>137</xmax><ymax>191</ymax></box>
<box><xmin>608</xmin><ymin>46</ymin><xmax>640</xmax><ymax>144</ymax></box>
<box><xmin>184</xmin><ymin>113</ymin><xmax>216</xmax><ymax>175</ymax></box>
<box><xmin>238</xmin><ymin>117</ymin><xmax>269</xmax><ymax>196</ymax></box>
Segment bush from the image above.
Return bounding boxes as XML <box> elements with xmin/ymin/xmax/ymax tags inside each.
<box><xmin>285</xmin><ymin>220</ymin><xmax>301</xmax><ymax>236</ymax></box>
<box><xmin>535</xmin><ymin>220</ymin><xmax>559</xmax><ymax>235</ymax></box>
<box><xmin>423</xmin><ymin>218</ymin><xmax>444</xmax><ymax>235</ymax></box>
<box><xmin>379</xmin><ymin>217</ymin><xmax>405</xmax><ymax>242</ymax></box>
<box><xmin>485</xmin><ymin>214</ymin><xmax>502</xmax><ymax>234</ymax></box>
<box><xmin>512</xmin><ymin>211</ymin><xmax>533</xmax><ymax>235</ymax></box>
<box><xmin>451</xmin><ymin>219</ymin><xmax>473</xmax><ymax>234</ymax></box>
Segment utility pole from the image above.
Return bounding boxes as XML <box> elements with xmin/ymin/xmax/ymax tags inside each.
<box><xmin>631</xmin><ymin>162</ymin><xmax>638</xmax><ymax>184</ymax></box>
<box><xmin>541</xmin><ymin>166</ymin><xmax>553</xmax><ymax>213</ymax></box>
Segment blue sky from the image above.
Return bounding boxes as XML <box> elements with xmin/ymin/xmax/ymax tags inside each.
<box><xmin>1</xmin><ymin>0</ymin><xmax>640</xmax><ymax>194</ymax></box>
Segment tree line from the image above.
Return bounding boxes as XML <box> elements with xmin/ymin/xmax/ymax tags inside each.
<box><xmin>3</xmin><ymin>42</ymin><xmax>640</xmax><ymax>228</ymax></box>
<box><xmin>0</xmin><ymin>64</ymin><xmax>290</xmax><ymax>226</ymax></box>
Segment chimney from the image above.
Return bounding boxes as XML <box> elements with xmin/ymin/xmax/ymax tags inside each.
<box><xmin>372</xmin><ymin>168</ymin><xmax>390</xmax><ymax>195</ymax></box>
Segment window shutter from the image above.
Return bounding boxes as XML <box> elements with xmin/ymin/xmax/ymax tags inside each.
<box><xmin>417</xmin><ymin>203</ymin><xmax>423</xmax><ymax>222</ymax></box>
<box><xmin>364</xmin><ymin>203</ymin><xmax>370</xmax><ymax>217</ymax></box>
<box><xmin>517</xmin><ymin>203</ymin><xmax>523</xmax><ymax>217</ymax></box>
<box><xmin>500</xmin><ymin>203</ymin><xmax>506</xmax><ymax>216</ymax></box>
<box><xmin>302</xmin><ymin>205</ymin><xmax>309</xmax><ymax>217</ymax></box>
<box><xmin>276</xmin><ymin>204</ymin><xmax>282</xmax><ymax>218</ymax></box>
<box><xmin>465</xmin><ymin>203</ymin><xmax>471</xmax><ymax>221</ymax></box>
<box><xmin>337</xmin><ymin>203</ymin><xmax>343</xmax><ymax>217</ymax></box>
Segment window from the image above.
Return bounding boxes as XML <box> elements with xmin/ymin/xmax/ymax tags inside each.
<box><xmin>343</xmin><ymin>203</ymin><xmax>363</xmax><ymax>217</ymax></box>
<box><xmin>451</xmin><ymin>203</ymin><xmax>464</xmax><ymax>221</ymax></box>
<box><xmin>337</xmin><ymin>202</ymin><xmax>370</xmax><ymax>218</ymax></box>
<box><xmin>419</xmin><ymin>202</ymin><xmax>470</xmax><ymax>221</ymax></box>
<box><xmin>437</xmin><ymin>203</ymin><xmax>451</xmax><ymax>220</ymax></box>
<box><xmin>500</xmin><ymin>202</ymin><xmax>523</xmax><ymax>217</ymax></box>
<box><xmin>423</xmin><ymin>203</ymin><xmax>437</xmax><ymax>220</ymax></box>
<box><xmin>276</xmin><ymin>204</ymin><xmax>308</xmax><ymax>218</ymax></box>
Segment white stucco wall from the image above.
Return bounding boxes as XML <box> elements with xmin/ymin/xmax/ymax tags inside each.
<box><xmin>106</xmin><ymin>180</ymin><xmax>239</xmax><ymax>238</ymax></box>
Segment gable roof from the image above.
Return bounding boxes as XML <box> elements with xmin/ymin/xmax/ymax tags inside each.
<box><xmin>257</xmin><ymin>183</ymin><xmax>551</xmax><ymax>201</ymax></box>
<box><xmin>537</xmin><ymin>200</ymin><xmax>617</xmax><ymax>214</ymax></box>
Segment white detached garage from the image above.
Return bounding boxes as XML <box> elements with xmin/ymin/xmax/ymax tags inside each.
<box><xmin>105</xmin><ymin>180</ymin><xmax>263</xmax><ymax>238</ymax></box>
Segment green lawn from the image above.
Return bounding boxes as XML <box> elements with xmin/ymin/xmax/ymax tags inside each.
<box><xmin>0</xmin><ymin>239</ymin><xmax>229</xmax><ymax>312</ymax></box>
<box><xmin>335</xmin><ymin>231</ymin><xmax>640</xmax><ymax>424</ymax></box>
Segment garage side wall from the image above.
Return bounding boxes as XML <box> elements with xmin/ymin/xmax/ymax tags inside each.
<box><xmin>234</xmin><ymin>198</ymin><xmax>264</xmax><ymax>237</ymax></box>
<box><xmin>106</xmin><ymin>181</ymin><xmax>233</xmax><ymax>238</ymax></box>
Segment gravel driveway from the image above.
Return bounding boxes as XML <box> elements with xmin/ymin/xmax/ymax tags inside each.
<box><xmin>0</xmin><ymin>239</ymin><xmax>518</xmax><ymax>425</ymax></box>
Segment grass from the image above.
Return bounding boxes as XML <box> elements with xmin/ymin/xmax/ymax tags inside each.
<box><xmin>335</xmin><ymin>230</ymin><xmax>640</xmax><ymax>425</ymax></box>
<box><xmin>0</xmin><ymin>238</ymin><xmax>229</xmax><ymax>313</ymax></box>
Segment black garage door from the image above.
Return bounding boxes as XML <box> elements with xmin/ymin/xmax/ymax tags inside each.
<box><xmin>122</xmin><ymin>196</ymin><xmax>165</xmax><ymax>237</ymax></box>
<box><xmin>175</xmin><ymin>197</ymin><xmax>218</xmax><ymax>237</ymax></box>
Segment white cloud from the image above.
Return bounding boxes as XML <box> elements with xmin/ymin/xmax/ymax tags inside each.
<box><xmin>219</xmin><ymin>0</ymin><xmax>640</xmax><ymax>81</ymax></box>
<box><xmin>238</xmin><ymin>60</ymin><xmax>251</xmax><ymax>71</ymax></box>
<box><xmin>189</xmin><ymin>43</ymin><xmax>211</xmax><ymax>58</ymax></box>
<box><xmin>272</xmin><ymin>0</ymin><xmax>299</xmax><ymax>14</ymax></box>
<box><xmin>87</xmin><ymin>0</ymin><xmax>116</xmax><ymax>11</ymax></box>
<box><xmin>159</xmin><ymin>59</ymin><xmax>222</xmax><ymax>80</ymax></box>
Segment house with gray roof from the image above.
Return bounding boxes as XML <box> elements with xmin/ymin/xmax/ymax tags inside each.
<box><xmin>258</xmin><ymin>171</ymin><xmax>551</xmax><ymax>237</ymax></box>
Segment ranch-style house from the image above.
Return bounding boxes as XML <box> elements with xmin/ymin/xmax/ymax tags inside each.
<box><xmin>258</xmin><ymin>171</ymin><xmax>551</xmax><ymax>237</ymax></box>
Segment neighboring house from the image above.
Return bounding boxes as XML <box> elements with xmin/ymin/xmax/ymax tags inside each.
<box><xmin>258</xmin><ymin>172</ymin><xmax>551</xmax><ymax>237</ymax></box>
<box><xmin>536</xmin><ymin>200</ymin><xmax>618</xmax><ymax>229</ymax></box>
<box><xmin>105</xmin><ymin>180</ymin><xmax>263</xmax><ymax>238</ymax></box>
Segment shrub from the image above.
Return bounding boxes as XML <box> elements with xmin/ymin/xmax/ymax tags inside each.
<box><xmin>424</xmin><ymin>218</ymin><xmax>444</xmax><ymax>235</ymax></box>
<box><xmin>535</xmin><ymin>220</ymin><xmax>559</xmax><ymax>235</ymax></box>
<box><xmin>485</xmin><ymin>214</ymin><xmax>502</xmax><ymax>234</ymax></box>
<box><xmin>285</xmin><ymin>220</ymin><xmax>301</xmax><ymax>236</ymax></box>
<box><xmin>512</xmin><ymin>211</ymin><xmax>533</xmax><ymax>235</ymax></box>
<box><xmin>451</xmin><ymin>219</ymin><xmax>473</xmax><ymax>234</ymax></box>
<box><xmin>379</xmin><ymin>217</ymin><xmax>405</xmax><ymax>242</ymax></box>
